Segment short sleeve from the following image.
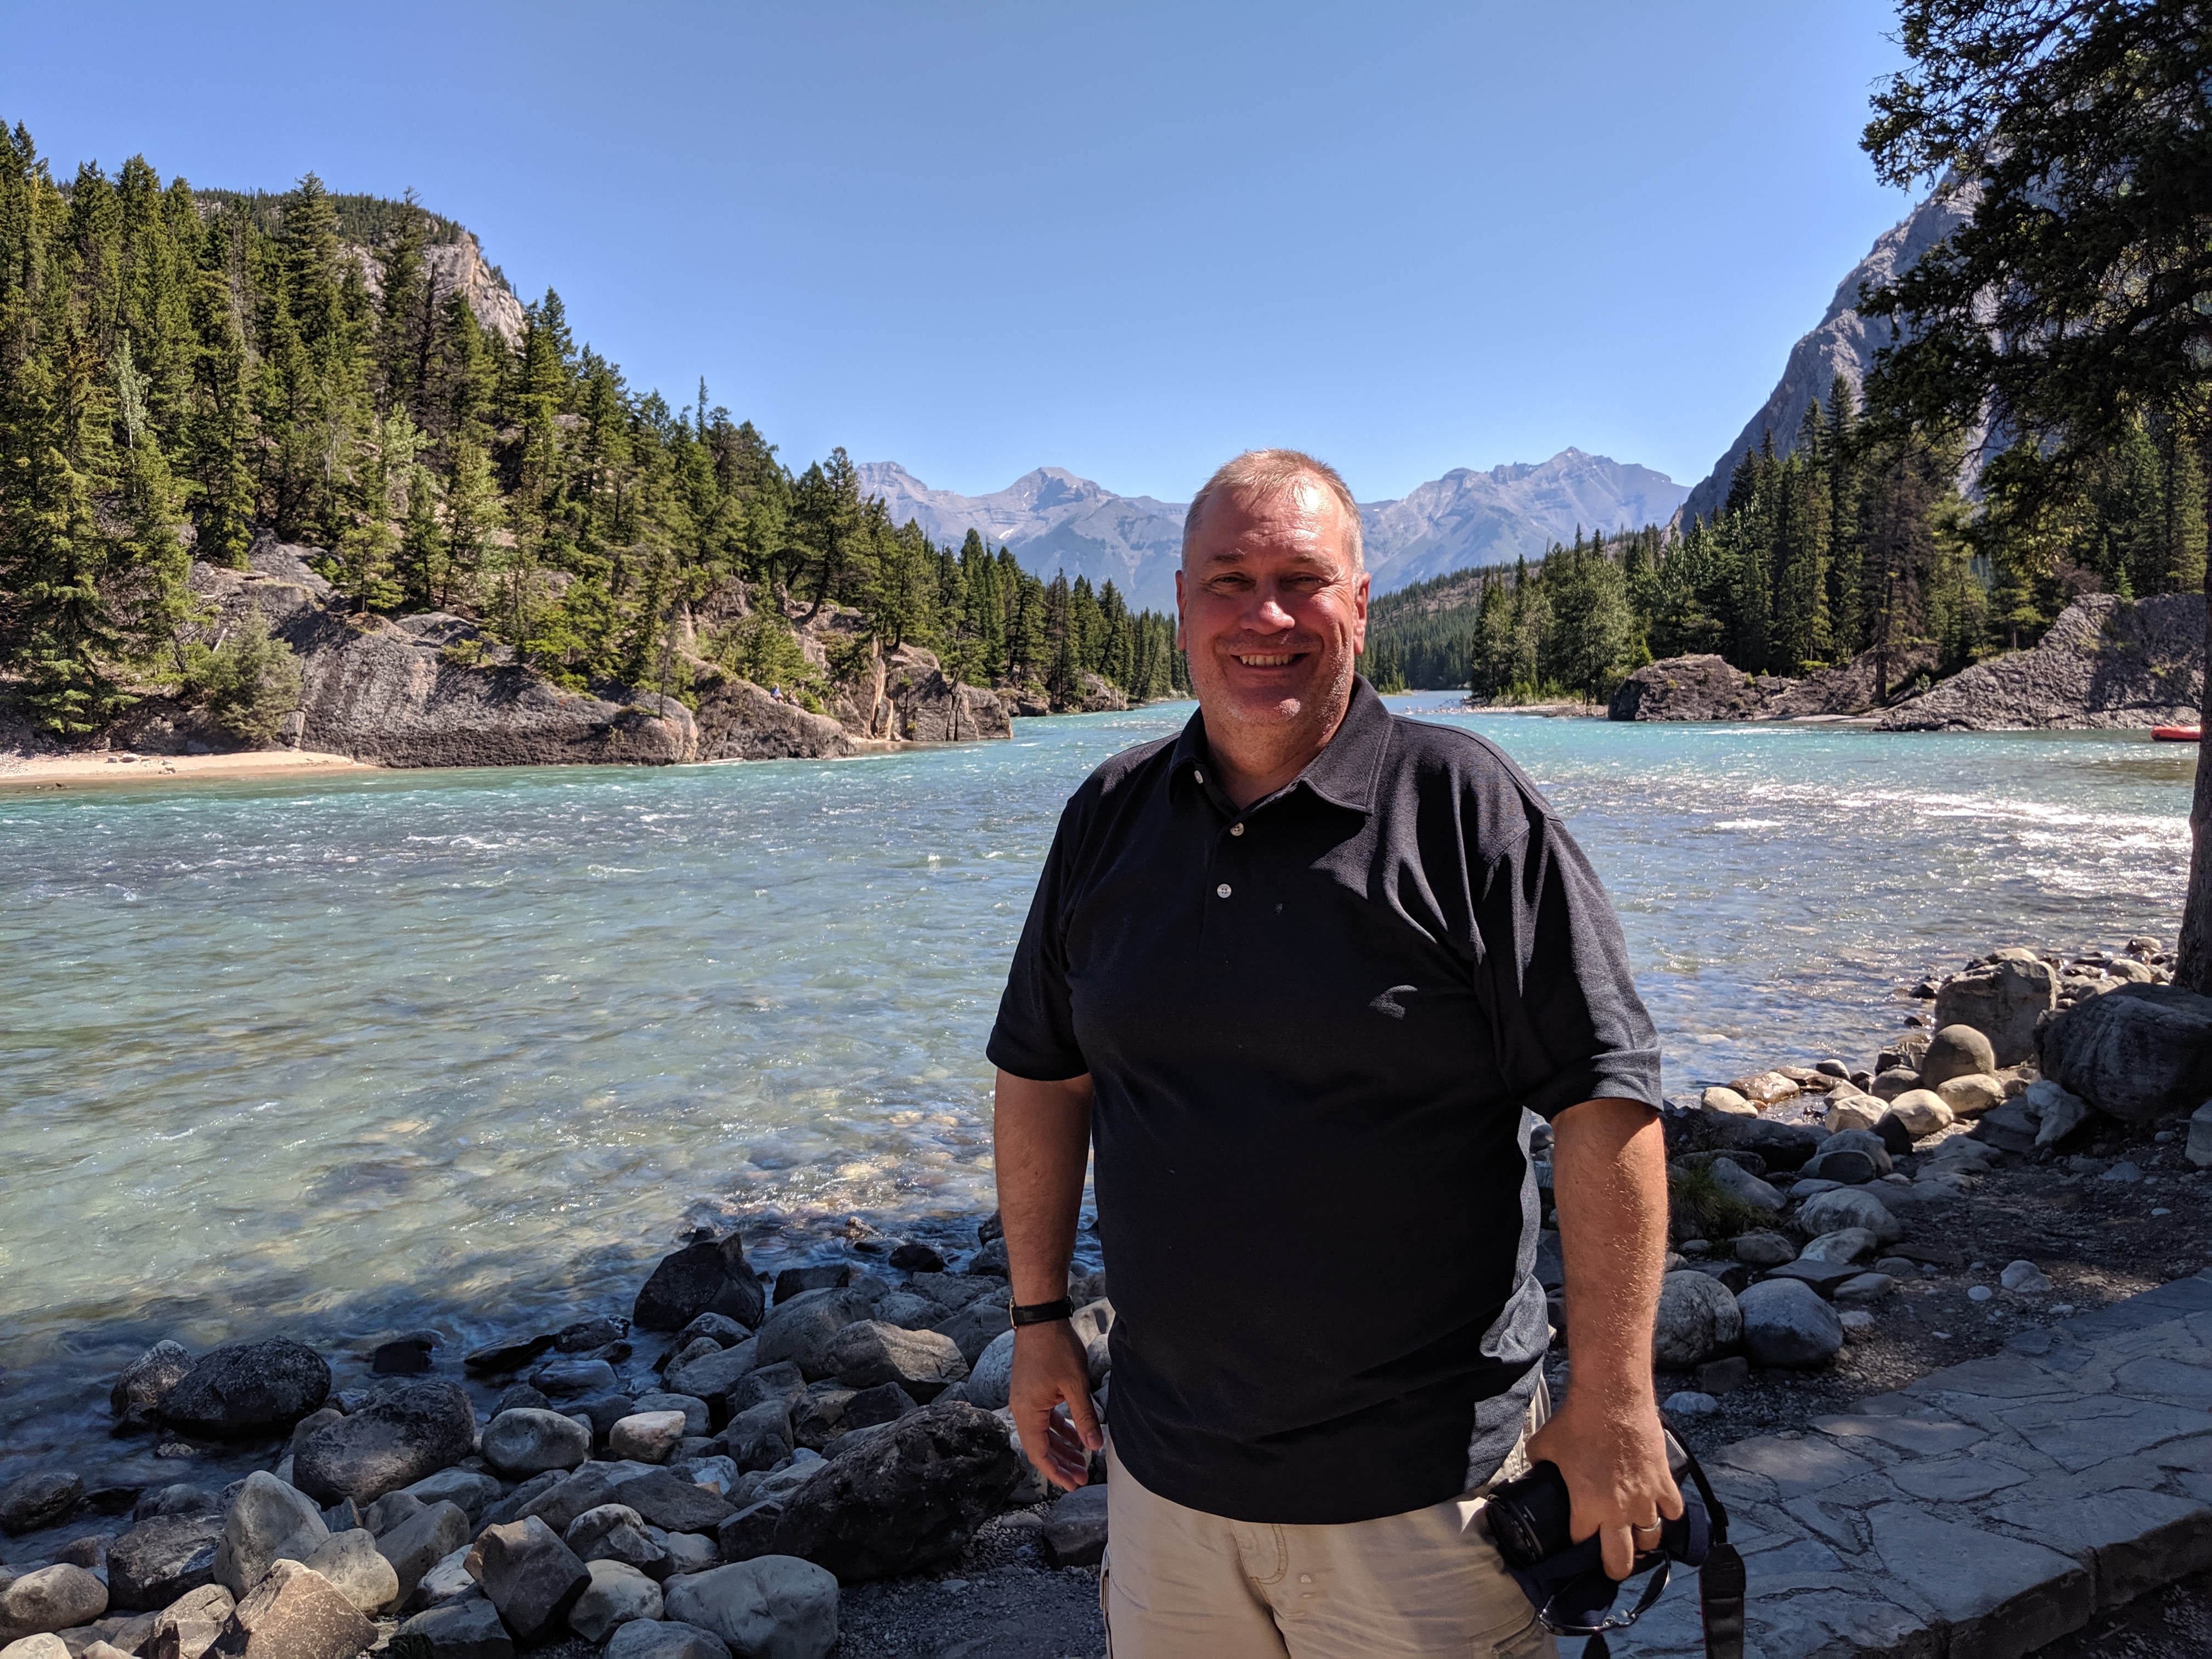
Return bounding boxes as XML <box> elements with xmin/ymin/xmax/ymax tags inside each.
<box><xmin>985</xmin><ymin>798</ymin><xmax>1090</xmax><ymax>1081</ymax></box>
<box><xmin>1476</xmin><ymin>808</ymin><xmax>1662</xmax><ymax>1121</ymax></box>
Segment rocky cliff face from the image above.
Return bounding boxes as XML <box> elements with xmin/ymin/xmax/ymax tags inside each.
<box><xmin>1876</xmin><ymin>594</ymin><xmax>2204</xmax><ymax>731</ymax></box>
<box><xmin>183</xmin><ymin>538</ymin><xmax>1016</xmax><ymax>766</ymax></box>
<box><xmin>348</xmin><ymin>233</ymin><xmax>526</xmax><ymax>349</ymax></box>
<box><xmin>1678</xmin><ymin>185</ymin><xmax>1978</xmax><ymax>528</ymax></box>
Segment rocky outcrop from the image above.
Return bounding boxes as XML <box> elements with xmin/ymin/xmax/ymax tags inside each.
<box><xmin>1609</xmin><ymin>656</ymin><xmax>1760</xmax><ymax>720</ymax></box>
<box><xmin>179</xmin><ymin>539</ymin><xmax>1014</xmax><ymax>767</ymax></box>
<box><xmin>1877</xmin><ymin>594</ymin><xmax>2204</xmax><ymax>731</ymax></box>
<box><xmin>1756</xmin><ymin>642</ymin><xmax>1940</xmax><ymax>719</ymax></box>
<box><xmin>1070</xmin><ymin>671</ymin><xmax>1128</xmax><ymax>714</ymax></box>
<box><xmin>693</xmin><ymin>680</ymin><xmax>858</xmax><ymax>761</ymax></box>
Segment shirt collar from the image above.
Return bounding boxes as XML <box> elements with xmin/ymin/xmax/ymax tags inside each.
<box><xmin>1167</xmin><ymin>675</ymin><xmax>1391</xmax><ymax>815</ymax></box>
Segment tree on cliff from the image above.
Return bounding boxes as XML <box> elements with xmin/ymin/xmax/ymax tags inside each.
<box><xmin>1857</xmin><ymin>0</ymin><xmax>2212</xmax><ymax>991</ymax></box>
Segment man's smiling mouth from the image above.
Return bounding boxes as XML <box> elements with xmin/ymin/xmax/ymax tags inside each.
<box><xmin>1233</xmin><ymin>653</ymin><xmax>1300</xmax><ymax>667</ymax></box>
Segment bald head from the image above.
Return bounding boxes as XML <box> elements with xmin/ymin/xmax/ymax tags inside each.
<box><xmin>1183</xmin><ymin>449</ymin><xmax>1363</xmax><ymax>571</ymax></box>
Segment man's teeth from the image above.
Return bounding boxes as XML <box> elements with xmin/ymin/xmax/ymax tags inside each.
<box><xmin>1236</xmin><ymin>654</ymin><xmax>1295</xmax><ymax>666</ymax></box>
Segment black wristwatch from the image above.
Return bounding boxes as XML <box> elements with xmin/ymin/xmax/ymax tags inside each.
<box><xmin>1009</xmin><ymin>1297</ymin><xmax>1074</xmax><ymax>1327</ymax></box>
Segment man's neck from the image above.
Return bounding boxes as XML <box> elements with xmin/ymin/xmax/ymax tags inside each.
<box><xmin>1205</xmin><ymin>699</ymin><xmax>1351</xmax><ymax>810</ymax></box>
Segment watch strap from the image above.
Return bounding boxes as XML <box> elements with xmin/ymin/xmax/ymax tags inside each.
<box><xmin>1009</xmin><ymin>1296</ymin><xmax>1074</xmax><ymax>1326</ymax></box>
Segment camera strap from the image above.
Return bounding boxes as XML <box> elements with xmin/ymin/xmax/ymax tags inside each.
<box><xmin>1678</xmin><ymin>1442</ymin><xmax>1744</xmax><ymax>1659</ymax></box>
<box><xmin>1554</xmin><ymin>1441</ymin><xmax>1744</xmax><ymax>1659</ymax></box>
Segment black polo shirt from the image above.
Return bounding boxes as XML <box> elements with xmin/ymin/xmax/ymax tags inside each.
<box><xmin>987</xmin><ymin>677</ymin><xmax>1662</xmax><ymax>1525</ymax></box>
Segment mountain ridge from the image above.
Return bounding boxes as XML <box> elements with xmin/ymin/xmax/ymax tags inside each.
<box><xmin>857</xmin><ymin>449</ymin><xmax>1688</xmax><ymax>611</ymax></box>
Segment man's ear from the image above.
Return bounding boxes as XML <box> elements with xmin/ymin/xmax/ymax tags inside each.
<box><xmin>1173</xmin><ymin>567</ymin><xmax>1187</xmax><ymax>651</ymax></box>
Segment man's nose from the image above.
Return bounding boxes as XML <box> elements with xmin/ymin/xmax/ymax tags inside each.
<box><xmin>1248</xmin><ymin>590</ymin><xmax>1296</xmax><ymax>632</ymax></box>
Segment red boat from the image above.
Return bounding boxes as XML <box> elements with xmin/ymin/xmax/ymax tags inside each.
<box><xmin>2152</xmin><ymin>725</ymin><xmax>2202</xmax><ymax>742</ymax></box>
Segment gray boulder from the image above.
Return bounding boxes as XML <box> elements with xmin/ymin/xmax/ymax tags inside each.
<box><xmin>606</xmin><ymin>1468</ymin><xmax>738</xmax><ymax>1534</ymax></box>
<box><xmin>371</xmin><ymin>1498</ymin><xmax>470</xmax><ymax>1605</ymax></box>
<box><xmin>1699</xmin><ymin>1113</ymin><xmax>1821</xmax><ymax>1172</ymax></box>
<box><xmin>563</xmin><ymin>1505</ymin><xmax>667</xmax><ymax>1579</ymax></box>
<box><xmin>931</xmin><ymin>1298</ymin><xmax>1012</xmax><ymax>1365</ymax></box>
<box><xmin>568</xmin><ymin>1559</ymin><xmax>661</xmax><ymax>1643</ymax></box>
<box><xmin>753</xmin><ymin>1288</ymin><xmax>881</xmax><ymax>1381</ymax></box>
<box><xmin>1796</xmin><ymin>1147</ymin><xmax>1878</xmax><ymax>1186</ymax></box>
<box><xmin>1041</xmin><ymin>1484</ymin><xmax>1109</xmax><ymax>1569</ymax></box>
<box><xmin>0</xmin><ymin>1474</ymin><xmax>80</xmax><ymax>1538</ymax></box>
<box><xmin>215</xmin><ymin>1471</ymin><xmax>327</xmax><ymax>1599</ymax></box>
<box><xmin>464</xmin><ymin>1517</ymin><xmax>590</xmax><ymax>1647</ymax></box>
<box><xmin>605</xmin><ymin>1618</ymin><xmax>733</xmax><ymax>1659</ymax></box>
<box><xmin>719</xmin><ymin>1401</ymin><xmax>796</xmax><ymax>1473</ymax></box>
<box><xmin>634</xmin><ymin>1234</ymin><xmax>767</xmax><ymax>1333</ymax></box>
<box><xmin>111</xmin><ymin>1341</ymin><xmax>195</xmax><ymax>1432</ymax></box>
<box><xmin>108</xmin><ymin>1514</ymin><xmax>225</xmax><ymax>1609</ymax></box>
<box><xmin>204</xmin><ymin>1559</ymin><xmax>375</xmax><ymax>1659</ymax></box>
<box><xmin>399</xmin><ymin>1469</ymin><xmax>501</xmax><ymax>1523</ymax></box>
<box><xmin>762</xmin><ymin>1401</ymin><xmax>1025</xmax><ymax>1582</ymax></box>
<box><xmin>0</xmin><ymin>1564</ymin><xmax>107</xmax><ymax>1640</ymax></box>
<box><xmin>1731</xmin><ymin>1231</ymin><xmax>1796</xmax><ymax>1268</ymax></box>
<box><xmin>825</xmin><ymin>1322</ymin><xmax>968</xmax><ymax>1402</ymax></box>
<box><xmin>1798</xmin><ymin>1228</ymin><xmax>1878</xmax><ymax>1264</ymax></box>
<box><xmin>481</xmin><ymin>1409</ymin><xmax>591</xmax><ymax>1477</ymax></box>
<box><xmin>662</xmin><ymin>1557</ymin><xmax>838</xmax><ymax>1659</ymax></box>
<box><xmin>1706</xmin><ymin>1157</ymin><xmax>1786</xmax><ymax>1212</ymax></box>
<box><xmin>394</xmin><ymin>1594</ymin><xmax>515</xmax><ymax>1658</ymax></box>
<box><xmin>1737</xmin><ymin>1279</ymin><xmax>1844</xmax><ymax>1368</ymax></box>
<box><xmin>1933</xmin><ymin>963</ymin><xmax>2055</xmax><ymax>1067</ymax></box>
<box><xmin>1918</xmin><ymin>1023</ymin><xmax>1998</xmax><ymax>1087</ymax></box>
<box><xmin>2040</xmin><ymin>983</ymin><xmax>2212</xmax><ymax>1124</ymax></box>
<box><xmin>667</xmin><ymin>1340</ymin><xmax>761</xmax><ymax>1411</ymax></box>
<box><xmin>630</xmin><ymin>1392</ymin><xmax>710</xmax><ymax>1438</ymax></box>
<box><xmin>960</xmin><ymin>1329</ymin><xmax>1016</xmax><ymax>1412</ymax></box>
<box><xmin>160</xmin><ymin>1341</ymin><xmax>330</xmax><ymax>1439</ymax></box>
<box><xmin>296</xmin><ymin>1528</ymin><xmax>398</xmax><ymax>1615</ymax></box>
<box><xmin>291</xmin><ymin>1380</ymin><xmax>476</xmax><ymax>1505</ymax></box>
<box><xmin>1651</xmin><ymin>1272</ymin><xmax>1742</xmax><ymax>1370</ymax></box>
<box><xmin>1795</xmin><ymin>1186</ymin><xmax>1904</xmax><ymax>1245</ymax></box>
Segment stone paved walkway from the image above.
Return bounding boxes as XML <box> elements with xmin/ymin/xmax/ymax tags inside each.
<box><xmin>1624</xmin><ymin>1271</ymin><xmax>2212</xmax><ymax>1659</ymax></box>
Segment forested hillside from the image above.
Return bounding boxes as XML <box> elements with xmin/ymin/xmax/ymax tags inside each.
<box><xmin>1359</xmin><ymin>375</ymin><xmax>2206</xmax><ymax>698</ymax></box>
<box><xmin>0</xmin><ymin>127</ymin><xmax>1187</xmax><ymax>741</ymax></box>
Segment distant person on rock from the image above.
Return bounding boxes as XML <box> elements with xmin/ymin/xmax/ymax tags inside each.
<box><xmin>988</xmin><ymin>448</ymin><xmax>1674</xmax><ymax>1657</ymax></box>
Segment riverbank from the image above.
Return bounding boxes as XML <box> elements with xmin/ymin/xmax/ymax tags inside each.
<box><xmin>0</xmin><ymin>748</ymin><xmax>375</xmax><ymax>792</ymax></box>
<box><xmin>2</xmin><ymin>928</ymin><xmax>2205</xmax><ymax>1656</ymax></box>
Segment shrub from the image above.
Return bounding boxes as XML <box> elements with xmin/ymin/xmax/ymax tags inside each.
<box><xmin>1667</xmin><ymin>1166</ymin><xmax>1769</xmax><ymax>1244</ymax></box>
<box><xmin>179</xmin><ymin>607</ymin><xmax>302</xmax><ymax>745</ymax></box>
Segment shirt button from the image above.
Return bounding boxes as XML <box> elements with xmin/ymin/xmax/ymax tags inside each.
<box><xmin>1193</xmin><ymin>768</ymin><xmax>1205</xmax><ymax>783</ymax></box>
<box><xmin>1216</xmin><ymin>883</ymin><xmax>1232</xmax><ymax>898</ymax></box>
<box><xmin>1300</xmin><ymin>1574</ymin><xmax>1313</xmax><ymax>1584</ymax></box>
<box><xmin>1229</xmin><ymin>823</ymin><xmax>1245</xmax><ymax>837</ymax></box>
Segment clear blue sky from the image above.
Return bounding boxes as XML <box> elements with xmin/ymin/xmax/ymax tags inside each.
<box><xmin>0</xmin><ymin>1</ymin><xmax>1914</xmax><ymax>504</ymax></box>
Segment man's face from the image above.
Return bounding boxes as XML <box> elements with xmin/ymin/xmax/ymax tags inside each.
<box><xmin>1176</xmin><ymin>480</ymin><xmax>1370</xmax><ymax>737</ymax></box>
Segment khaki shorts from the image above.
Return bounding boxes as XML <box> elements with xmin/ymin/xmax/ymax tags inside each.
<box><xmin>1099</xmin><ymin>1386</ymin><xmax>1557</xmax><ymax>1659</ymax></box>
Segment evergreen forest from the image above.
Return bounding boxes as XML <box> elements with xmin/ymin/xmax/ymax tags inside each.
<box><xmin>1358</xmin><ymin>376</ymin><xmax>2207</xmax><ymax>698</ymax></box>
<box><xmin>0</xmin><ymin>128</ymin><xmax>1188</xmax><ymax>738</ymax></box>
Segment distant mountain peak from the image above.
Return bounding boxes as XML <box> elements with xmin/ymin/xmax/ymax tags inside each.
<box><xmin>855</xmin><ymin>450</ymin><xmax>1684</xmax><ymax>612</ymax></box>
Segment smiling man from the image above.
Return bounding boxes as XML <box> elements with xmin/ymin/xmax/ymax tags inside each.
<box><xmin>988</xmin><ymin>449</ymin><xmax>1675</xmax><ymax>1658</ymax></box>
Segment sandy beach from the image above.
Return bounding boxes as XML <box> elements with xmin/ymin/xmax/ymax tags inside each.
<box><xmin>0</xmin><ymin>748</ymin><xmax>376</xmax><ymax>792</ymax></box>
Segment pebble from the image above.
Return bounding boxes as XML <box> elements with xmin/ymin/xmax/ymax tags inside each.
<box><xmin>2153</xmin><ymin>1207</ymin><xmax>2173</xmax><ymax>1217</ymax></box>
<box><xmin>1661</xmin><ymin>1391</ymin><xmax>1718</xmax><ymax>1416</ymax></box>
<box><xmin>1967</xmin><ymin>1285</ymin><xmax>1994</xmax><ymax>1302</ymax></box>
<box><xmin>2102</xmin><ymin>1161</ymin><xmax>2145</xmax><ymax>1183</ymax></box>
<box><xmin>1999</xmin><ymin>1261</ymin><xmax>2051</xmax><ymax>1293</ymax></box>
<box><xmin>1838</xmin><ymin>1311</ymin><xmax>1875</xmax><ymax>1332</ymax></box>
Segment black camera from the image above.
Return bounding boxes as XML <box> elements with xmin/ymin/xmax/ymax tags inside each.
<box><xmin>1485</xmin><ymin>1432</ymin><xmax>1740</xmax><ymax>1652</ymax></box>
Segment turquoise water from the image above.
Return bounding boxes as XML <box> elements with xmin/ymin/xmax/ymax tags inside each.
<box><xmin>0</xmin><ymin>702</ymin><xmax>2194</xmax><ymax>1458</ymax></box>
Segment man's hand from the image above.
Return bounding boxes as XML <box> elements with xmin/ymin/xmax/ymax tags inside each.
<box><xmin>1524</xmin><ymin>1381</ymin><xmax>1680</xmax><ymax>1581</ymax></box>
<box><xmin>1009</xmin><ymin>1321</ymin><xmax>1103</xmax><ymax>1491</ymax></box>
<box><xmin>1533</xmin><ymin>1095</ymin><xmax>1681</xmax><ymax>1580</ymax></box>
<box><xmin>992</xmin><ymin>1067</ymin><xmax>1101</xmax><ymax>1491</ymax></box>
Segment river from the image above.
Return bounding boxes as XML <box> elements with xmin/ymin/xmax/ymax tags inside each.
<box><xmin>0</xmin><ymin>700</ymin><xmax>2194</xmax><ymax>1466</ymax></box>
